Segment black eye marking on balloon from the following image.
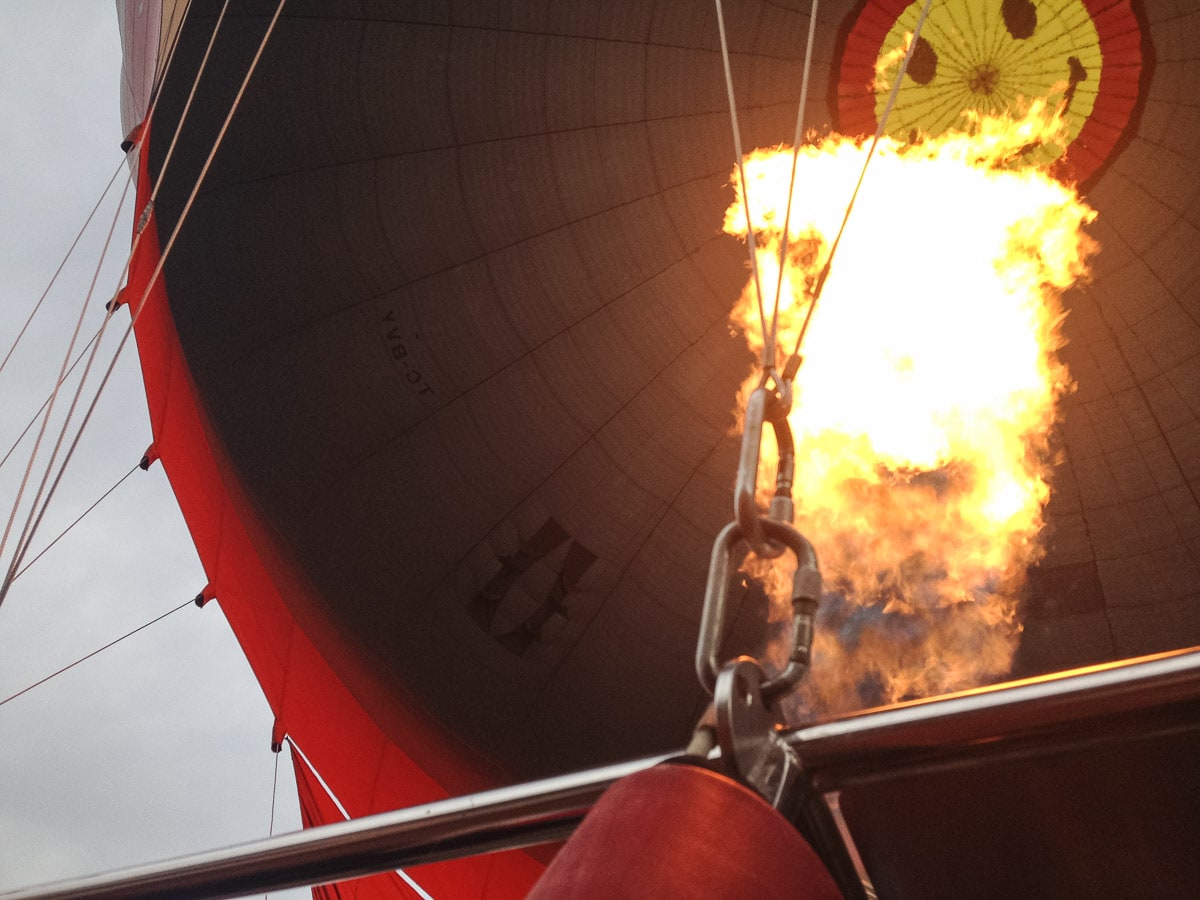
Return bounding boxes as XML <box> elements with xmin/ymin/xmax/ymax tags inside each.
<box><xmin>1063</xmin><ymin>55</ymin><xmax>1088</xmax><ymax>115</ymax></box>
<box><xmin>1002</xmin><ymin>0</ymin><xmax>1038</xmax><ymax>40</ymax></box>
<box><xmin>907</xmin><ymin>35</ymin><xmax>938</xmax><ymax>85</ymax></box>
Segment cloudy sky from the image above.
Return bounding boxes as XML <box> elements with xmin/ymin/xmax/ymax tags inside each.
<box><xmin>0</xmin><ymin>5</ymin><xmax>308</xmax><ymax>895</ymax></box>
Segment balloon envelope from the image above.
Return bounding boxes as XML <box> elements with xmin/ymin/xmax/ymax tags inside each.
<box><xmin>118</xmin><ymin>0</ymin><xmax>1199</xmax><ymax>892</ymax></box>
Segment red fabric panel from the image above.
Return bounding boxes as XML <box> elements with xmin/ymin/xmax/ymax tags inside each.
<box><xmin>124</xmin><ymin>123</ymin><xmax>543</xmax><ymax>898</ymax></box>
<box><xmin>292</xmin><ymin>749</ymin><xmax>423</xmax><ymax>900</ymax></box>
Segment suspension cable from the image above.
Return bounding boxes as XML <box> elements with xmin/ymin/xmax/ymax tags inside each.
<box><xmin>714</xmin><ymin>0</ymin><xmax>771</xmax><ymax>371</ymax></box>
<box><xmin>0</xmin><ymin>161</ymin><xmax>125</xmax><ymax>380</ymax></box>
<box><xmin>269</xmin><ymin>747</ymin><xmax>281</xmax><ymax>837</ymax></box>
<box><xmin>0</xmin><ymin>0</ymin><xmax>219</xmax><ymax>537</ymax></box>
<box><xmin>789</xmin><ymin>0</ymin><xmax>935</xmax><ymax>361</ymax></box>
<box><xmin>9</xmin><ymin>463</ymin><xmax>140</xmax><ymax>583</ymax></box>
<box><xmin>0</xmin><ymin>172</ymin><xmax>133</xmax><ymax>588</ymax></box>
<box><xmin>768</xmin><ymin>0</ymin><xmax>821</xmax><ymax>361</ymax></box>
<box><xmin>0</xmin><ymin>0</ymin><xmax>288</xmax><ymax>611</ymax></box>
<box><xmin>266</xmin><ymin>748</ymin><xmax>282</xmax><ymax>900</ymax></box>
<box><xmin>0</xmin><ymin>0</ymin><xmax>199</xmax><ymax>483</ymax></box>
<box><xmin>266</xmin><ymin>742</ymin><xmax>281</xmax><ymax>900</ymax></box>
<box><xmin>0</xmin><ymin>329</ymin><xmax>101</xmax><ymax>473</ymax></box>
<box><xmin>0</xmin><ymin>598</ymin><xmax>192</xmax><ymax>708</ymax></box>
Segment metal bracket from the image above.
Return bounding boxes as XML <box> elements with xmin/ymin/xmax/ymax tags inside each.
<box><xmin>715</xmin><ymin>656</ymin><xmax>804</xmax><ymax>815</ymax></box>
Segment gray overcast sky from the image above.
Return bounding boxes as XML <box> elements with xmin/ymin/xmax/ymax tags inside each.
<box><xmin>0</xmin><ymin>5</ymin><xmax>309</xmax><ymax>895</ymax></box>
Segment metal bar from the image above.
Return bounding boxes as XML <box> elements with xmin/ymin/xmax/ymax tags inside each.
<box><xmin>15</xmin><ymin>651</ymin><xmax>1198</xmax><ymax>899</ymax></box>
<box><xmin>2</xmin><ymin>754</ymin><xmax>671</xmax><ymax>900</ymax></box>
<box><xmin>784</xmin><ymin>646</ymin><xmax>1200</xmax><ymax>789</ymax></box>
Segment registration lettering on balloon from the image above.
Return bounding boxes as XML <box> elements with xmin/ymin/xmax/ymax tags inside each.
<box><xmin>380</xmin><ymin>308</ymin><xmax>434</xmax><ymax>397</ymax></box>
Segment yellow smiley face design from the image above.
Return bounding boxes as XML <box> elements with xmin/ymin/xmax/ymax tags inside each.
<box><xmin>837</xmin><ymin>0</ymin><xmax>1145</xmax><ymax>186</ymax></box>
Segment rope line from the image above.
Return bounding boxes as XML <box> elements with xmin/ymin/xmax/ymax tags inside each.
<box><xmin>11</xmin><ymin>464</ymin><xmax>140</xmax><ymax>583</ymax></box>
<box><xmin>269</xmin><ymin>746</ymin><xmax>281</xmax><ymax>836</ymax></box>
<box><xmin>0</xmin><ymin>161</ymin><xmax>126</xmax><ymax>379</ymax></box>
<box><xmin>714</xmin><ymin>0</ymin><xmax>771</xmax><ymax>370</ymax></box>
<box><xmin>768</xmin><ymin>0</ymin><xmax>821</xmax><ymax>358</ymax></box>
<box><xmin>0</xmin><ymin>172</ymin><xmax>133</xmax><ymax>595</ymax></box>
<box><xmin>0</xmin><ymin>0</ymin><xmax>208</xmax><ymax>547</ymax></box>
<box><xmin>0</xmin><ymin>0</ymin><xmax>222</xmax><ymax>584</ymax></box>
<box><xmin>0</xmin><ymin>598</ymin><xmax>192</xmax><ymax>709</ymax></box>
<box><xmin>265</xmin><ymin>742</ymin><xmax>282</xmax><ymax>900</ymax></box>
<box><xmin>6</xmin><ymin>170</ymin><xmax>134</xmax><ymax>536</ymax></box>
<box><xmin>0</xmin><ymin>0</ymin><xmax>287</xmax><ymax>611</ymax></box>
<box><xmin>0</xmin><ymin>329</ymin><xmax>101</xmax><ymax>474</ymax></box>
<box><xmin>0</xmin><ymin>0</ymin><xmax>199</xmax><ymax>485</ymax></box>
<box><xmin>790</xmin><ymin>0</ymin><xmax>935</xmax><ymax>360</ymax></box>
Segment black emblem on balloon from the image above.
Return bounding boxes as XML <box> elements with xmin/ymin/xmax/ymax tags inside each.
<box><xmin>469</xmin><ymin>518</ymin><xmax>598</xmax><ymax>656</ymax></box>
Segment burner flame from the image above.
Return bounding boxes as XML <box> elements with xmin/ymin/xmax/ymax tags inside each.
<box><xmin>724</xmin><ymin>103</ymin><xmax>1098</xmax><ymax>717</ymax></box>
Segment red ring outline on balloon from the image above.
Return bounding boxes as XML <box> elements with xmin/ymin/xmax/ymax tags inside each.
<box><xmin>833</xmin><ymin>0</ymin><xmax>1150</xmax><ymax>188</ymax></box>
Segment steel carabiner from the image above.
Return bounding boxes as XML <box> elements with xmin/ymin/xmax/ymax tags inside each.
<box><xmin>735</xmin><ymin>386</ymin><xmax>797</xmax><ymax>560</ymax></box>
<box><xmin>696</xmin><ymin>516</ymin><xmax>821</xmax><ymax>703</ymax></box>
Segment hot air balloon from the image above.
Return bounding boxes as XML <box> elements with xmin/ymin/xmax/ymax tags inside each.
<box><xmin>98</xmin><ymin>0</ymin><xmax>1199</xmax><ymax>895</ymax></box>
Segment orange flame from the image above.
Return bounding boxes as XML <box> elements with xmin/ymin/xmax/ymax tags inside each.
<box><xmin>723</xmin><ymin>103</ymin><xmax>1097</xmax><ymax>718</ymax></box>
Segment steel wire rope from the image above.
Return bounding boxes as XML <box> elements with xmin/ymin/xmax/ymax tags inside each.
<box><xmin>0</xmin><ymin>172</ymin><xmax>134</xmax><ymax>594</ymax></box>
<box><xmin>0</xmin><ymin>161</ymin><xmax>125</xmax><ymax>379</ymax></box>
<box><xmin>788</xmin><ymin>0</ymin><xmax>935</xmax><ymax>362</ymax></box>
<box><xmin>10</xmin><ymin>463</ymin><xmax>140</xmax><ymax>583</ymax></box>
<box><xmin>0</xmin><ymin>0</ymin><xmax>287</xmax><ymax>610</ymax></box>
<box><xmin>714</xmin><ymin>0</ymin><xmax>771</xmax><ymax>370</ymax></box>
<box><xmin>286</xmin><ymin>738</ymin><xmax>436</xmax><ymax>900</ymax></box>
<box><xmin>0</xmin><ymin>329</ymin><xmax>102</xmax><ymax>473</ymax></box>
<box><xmin>265</xmin><ymin>745</ymin><xmax>282</xmax><ymax>900</ymax></box>
<box><xmin>0</xmin><ymin>0</ymin><xmax>210</xmax><ymax>608</ymax></box>
<box><xmin>0</xmin><ymin>0</ymin><xmax>199</xmax><ymax>481</ymax></box>
<box><xmin>14</xmin><ymin>0</ymin><xmax>206</xmax><ymax>467</ymax></box>
<box><xmin>768</xmin><ymin>1</ymin><xmax>820</xmax><ymax>364</ymax></box>
<box><xmin>269</xmin><ymin>749</ymin><xmax>281</xmax><ymax>837</ymax></box>
<box><xmin>0</xmin><ymin>598</ymin><xmax>192</xmax><ymax>708</ymax></box>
